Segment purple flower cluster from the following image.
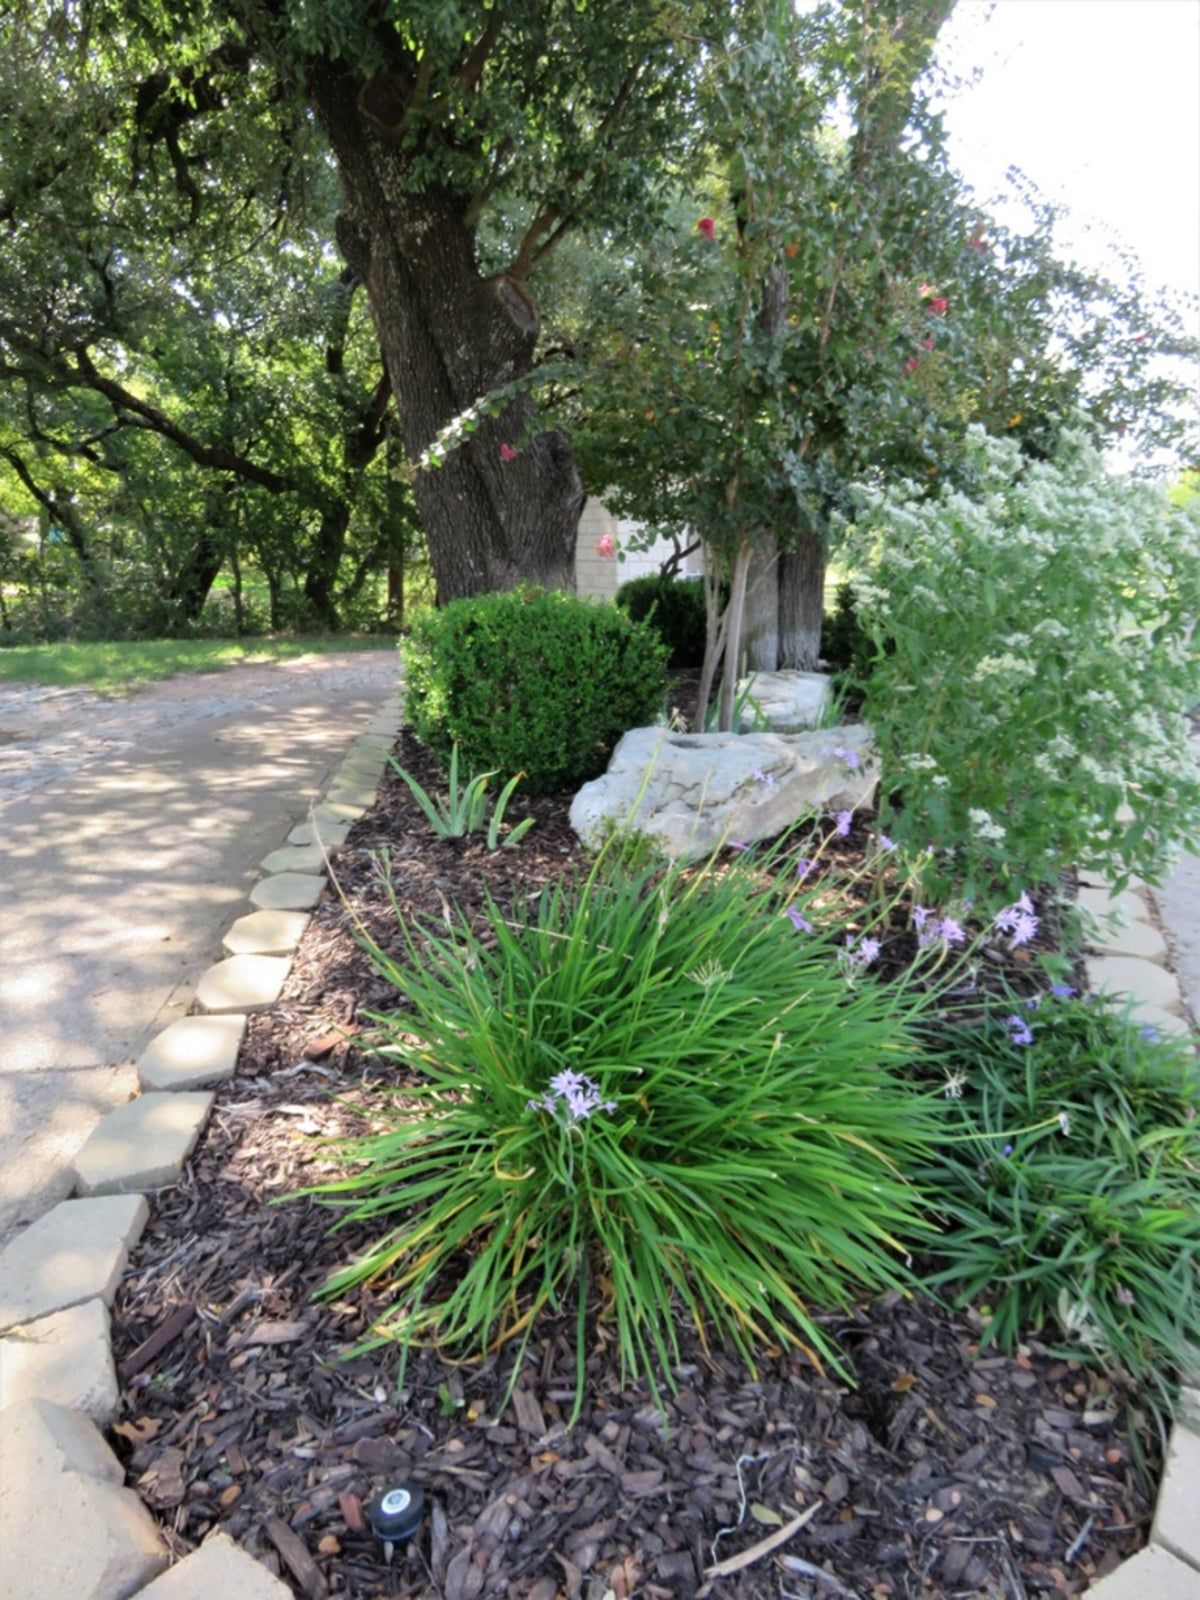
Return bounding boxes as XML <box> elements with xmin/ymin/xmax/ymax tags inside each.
<box><xmin>833</xmin><ymin>810</ymin><xmax>854</xmax><ymax>838</ymax></box>
<box><xmin>847</xmin><ymin>934</ymin><xmax>881</xmax><ymax>967</ymax></box>
<box><xmin>913</xmin><ymin>906</ymin><xmax>966</xmax><ymax>949</ymax></box>
<box><xmin>786</xmin><ymin>906</ymin><xmax>814</xmax><ymax>934</ymax></box>
<box><xmin>751</xmin><ymin>767</ymin><xmax>776</xmax><ymax>788</ymax></box>
<box><xmin>994</xmin><ymin>892</ymin><xmax>1038</xmax><ymax>948</ymax></box>
<box><xmin>831</xmin><ymin>745</ymin><xmax>862</xmax><ymax>771</ymax></box>
<box><xmin>527</xmin><ymin>1069</ymin><xmax>616</xmax><ymax>1125</ymax></box>
<box><xmin>878</xmin><ymin>834</ymin><xmax>897</xmax><ymax>854</ymax></box>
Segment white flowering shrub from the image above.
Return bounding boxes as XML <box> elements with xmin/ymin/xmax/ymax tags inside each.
<box><xmin>847</xmin><ymin>429</ymin><xmax>1200</xmax><ymax>896</ymax></box>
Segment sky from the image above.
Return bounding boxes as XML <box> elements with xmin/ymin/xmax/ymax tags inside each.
<box><xmin>934</xmin><ymin>0</ymin><xmax>1200</xmax><ymax>332</ymax></box>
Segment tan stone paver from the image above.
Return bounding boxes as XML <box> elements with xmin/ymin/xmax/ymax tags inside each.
<box><xmin>129</xmin><ymin>1533</ymin><xmax>293</xmax><ymax>1599</ymax></box>
<box><xmin>1077</xmin><ymin>886</ymin><xmax>1151</xmax><ymax>922</ymax></box>
<box><xmin>73</xmin><ymin>1093</ymin><xmax>213</xmax><ymax>1196</ymax></box>
<box><xmin>0</xmin><ymin>1298</ymin><xmax>117</xmax><ymax>1421</ymax></box>
<box><xmin>259</xmin><ymin>843</ymin><xmax>326</xmax><ymax>874</ymax></box>
<box><xmin>0</xmin><ymin>1396</ymin><xmax>166</xmax><ymax>1600</ymax></box>
<box><xmin>288</xmin><ymin>818</ymin><xmax>352</xmax><ymax>848</ymax></box>
<box><xmin>311</xmin><ymin>800</ymin><xmax>366</xmax><ymax>825</ymax></box>
<box><xmin>137</xmin><ymin>1015</ymin><xmax>246</xmax><ymax>1091</ymax></box>
<box><xmin>0</xmin><ymin>1195</ymin><xmax>147</xmax><ymax>1333</ymax></box>
<box><xmin>326</xmin><ymin>783</ymin><xmax>378</xmax><ymax>808</ymax></box>
<box><xmin>249</xmin><ymin>872</ymin><xmax>327</xmax><ymax>911</ymax></box>
<box><xmin>194</xmin><ymin>955</ymin><xmax>290</xmax><ymax>1014</ymax></box>
<box><xmin>1153</xmin><ymin>1420</ymin><xmax>1200</xmax><ymax>1571</ymax></box>
<box><xmin>1085</xmin><ymin>954</ymin><xmax>1183</xmax><ymax>1014</ymax></box>
<box><xmin>1087</xmin><ymin>1545</ymin><xmax>1200</xmax><ymax>1598</ymax></box>
<box><xmin>222</xmin><ymin>909</ymin><xmax>311</xmax><ymax>957</ymax></box>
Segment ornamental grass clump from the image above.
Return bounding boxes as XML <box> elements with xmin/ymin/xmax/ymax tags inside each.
<box><xmin>846</xmin><ymin>427</ymin><xmax>1200</xmax><ymax>899</ymax></box>
<box><xmin>308</xmin><ymin>850</ymin><xmax>942</xmax><ymax>1409</ymax></box>
<box><xmin>921</xmin><ymin>993</ymin><xmax>1200</xmax><ymax>1404</ymax></box>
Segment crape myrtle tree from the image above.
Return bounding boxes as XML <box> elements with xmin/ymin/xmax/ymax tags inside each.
<box><xmin>2</xmin><ymin>0</ymin><xmax>739</xmax><ymax>607</ymax></box>
<box><xmin>560</xmin><ymin>0</ymin><xmax>1197</xmax><ymax>722</ymax></box>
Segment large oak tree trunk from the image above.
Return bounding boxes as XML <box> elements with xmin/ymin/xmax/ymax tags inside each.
<box><xmin>311</xmin><ymin>72</ymin><xmax>582</xmax><ymax>603</ymax></box>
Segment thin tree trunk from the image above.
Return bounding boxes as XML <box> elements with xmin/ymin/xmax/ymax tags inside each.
<box><xmin>303</xmin><ymin>501</ymin><xmax>349</xmax><ymax>627</ymax></box>
<box><xmin>310</xmin><ymin>70</ymin><xmax>583</xmax><ymax>602</ymax></box>
<box><xmin>718</xmin><ymin>541</ymin><xmax>753</xmax><ymax>733</ymax></box>
<box><xmin>777</xmin><ymin>521</ymin><xmax>826</xmax><ymax>670</ymax></box>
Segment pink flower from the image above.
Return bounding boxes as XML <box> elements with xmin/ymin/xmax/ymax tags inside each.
<box><xmin>499</xmin><ymin>443</ymin><xmax>518</xmax><ymax>462</ymax></box>
<box><xmin>904</xmin><ymin>356</ymin><xmax>920</xmax><ymax>374</ymax></box>
<box><xmin>927</xmin><ymin>297</ymin><xmax>948</xmax><ymax>316</ymax></box>
<box><xmin>596</xmin><ymin>534</ymin><xmax>616</xmax><ymax>559</ymax></box>
<box><xmin>923</xmin><ymin>336</ymin><xmax>935</xmax><ymax>350</ymax></box>
<box><xmin>697</xmin><ymin>216</ymin><xmax>715</xmax><ymax>240</ymax></box>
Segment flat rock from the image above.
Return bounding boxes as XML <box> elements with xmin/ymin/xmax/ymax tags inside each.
<box><xmin>195</xmin><ymin>955</ymin><xmax>290</xmax><ymax>1014</ymax></box>
<box><xmin>222</xmin><ymin>909</ymin><xmax>310</xmax><ymax>958</ymax></box>
<box><xmin>0</xmin><ymin>1397</ymin><xmax>166</xmax><ymax>1600</ymax></box>
<box><xmin>0</xmin><ymin>1195</ymin><xmax>148</xmax><ymax>1334</ymax></box>
<box><xmin>250</xmin><ymin>872</ymin><xmax>326</xmax><ymax>911</ymax></box>
<box><xmin>132</xmin><ymin>1533</ymin><xmax>293</xmax><ymax>1600</ymax></box>
<box><xmin>736</xmin><ymin>669</ymin><xmax>833</xmax><ymax>732</ymax></box>
<box><xmin>259</xmin><ymin>843</ymin><xmax>326</xmax><ymax>874</ymax></box>
<box><xmin>73</xmin><ymin>1093</ymin><xmax>213</xmax><ymax>1197</ymax></box>
<box><xmin>1077</xmin><ymin>885</ymin><xmax>1150</xmax><ymax>922</ymax></box>
<box><xmin>1123</xmin><ymin>1003</ymin><xmax>1195</xmax><ymax>1042</ymax></box>
<box><xmin>570</xmin><ymin>723</ymin><xmax>877</xmax><ymax>861</ymax></box>
<box><xmin>1087</xmin><ymin>916</ymin><xmax>1168</xmax><ymax>962</ymax></box>
<box><xmin>1153</xmin><ymin>1419</ymin><xmax>1200</xmax><ymax>1570</ymax></box>
<box><xmin>0</xmin><ymin>1298</ymin><xmax>117</xmax><ymax>1421</ymax></box>
<box><xmin>1087</xmin><ymin>1546</ymin><xmax>1200</xmax><ymax>1599</ymax></box>
<box><xmin>138</xmin><ymin>1015</ymin><xmax>246</xmax><ymax>1091</ymax></box>
<box><xmin>1086</xmin><ymin>954</ymin><xmax>1182</xmax><ymax>1015</ymax></box>
<box><xmin>326</xmin><ymin>783</ymin><xmax>377</xmax><ymax>809</ymax></box>
<box><xmin>288</xmin><ymin>819</ymin><xmax>351</xmax><ymax>848</ymax></box>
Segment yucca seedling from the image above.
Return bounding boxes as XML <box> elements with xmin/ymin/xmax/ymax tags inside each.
<box><xmin>389</xmin><ymin>744</ymin><xmax>534</xmax><ymax>849</ymax></box>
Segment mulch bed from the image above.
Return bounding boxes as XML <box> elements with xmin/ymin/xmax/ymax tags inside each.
<box><xmin>111</xmin><ymin>735</ymin><xmax>1153</xmax><ymax>1600</ymax></box>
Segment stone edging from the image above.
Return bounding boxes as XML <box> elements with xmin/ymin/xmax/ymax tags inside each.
<box><xmin>0</xmin><ymin>690</ymin><xmax>403</xmax><ymax>1600</ymax></box>
<box><xmin>4</xmin><ymin>783</ymin><xmax>1199</xmax><ymax>1597</ymax></box>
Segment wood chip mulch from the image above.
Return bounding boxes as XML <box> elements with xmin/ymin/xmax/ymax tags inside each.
<box><xmin>111</xmin><ymin>735</ymin><xmax>1153</xmax><ymax>1600</ymax></box>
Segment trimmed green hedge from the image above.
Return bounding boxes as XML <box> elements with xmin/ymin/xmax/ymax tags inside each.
<box><xmin>405</xmin><ymin>587</ymin><xmax>668</xmax><ymax>794</ymax></box>
<box><xmin>615</xmin><ymin>573</ymin><xmax>707</xmax><ymax>668</ymax></box>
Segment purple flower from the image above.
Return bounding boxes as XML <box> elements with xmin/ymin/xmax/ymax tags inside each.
<box><xmin>1050</xmin><ymin>984</ymin><xmax>1077</xmax><ymax>999</ymax></box>
<box><xmin>729</xmin><ymin>841</ymin><xmax>750</xmax><ymax>853</ymax></box>
<box><xmin>1005</xmin><ymin>1014</ymin><xmax>1033</xmax><ymax>1047</ymax></box>
<box><xmin>795</xmin><ymin>856</ymin><xmax>813</xmax><ymax>879</ymax></box>
<box><xmin>938</xmin><ymin>917</ymin><xmax>966</xmax><ymax>947</ymax></box>
<box><xmin>1140</xmin><ymin>1023</ymin><xmax>1160</xmax><ymax>1042</ymax></box>
<box><xmin>834</xmin><ymin>810</ymin><xmax>853</xmax><ymax>838</ymax></box>
<box><xmin>530</xmin><ymin>1069</ymin><xmax>615</xmax><ymax>1125</ymax></box>
<box><xmin>831</xmin><ymin>744</ymin><xmax>862</xmax><ymax>771</ymax></box>
<box><xmin>995</xmin><ymin>894</ymin><xmax>1039</xmax><ymax>947</ymax></box>
<box><xmin>751</xmin><ymin>767</ymin><xmax>776</xmax><ymax>788</ymax></box>
<box><xmin>1002</xmin><ymin>1142</ymin><xmax>1015</xmax><ymax>1157</ymax></box>
<box><xmin>1114</xmin><ymin>1285</ymin><xmax>1135</xmax><ymax>1307</ymax></box>
<box><xmin>786</xmin><ymin>906</ymin><xmax>814</xmax><ymax>934</ymax></box>
<box><xmin>848</xmin><ymin>935</ymin><xmax>881</xmax><ymax>967</ymax></box>
<box><xmin>912</xmin><ymin>906</ymin><xmax>936</xmax><ymax>932</ymax></box>
<box><xmin>878</xmin><ymin>834</ymin><xmax>897</xmax><ymax>853</ymax></box>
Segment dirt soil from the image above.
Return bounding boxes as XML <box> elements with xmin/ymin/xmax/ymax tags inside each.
<box><xmin>111</xmin><ymin>737</ymin><xmax>1153</xmax><ymax>1600</ymax></box>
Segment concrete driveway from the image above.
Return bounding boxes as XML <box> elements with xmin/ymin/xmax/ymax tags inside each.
<box><xmin>0</xmin><ymin>648</ymin><xmax>397</xmax><ymax>1242</ymax></box>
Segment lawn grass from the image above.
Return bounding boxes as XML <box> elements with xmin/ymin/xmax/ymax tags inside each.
<box><xmin>0</xmin><ymin>635</ymin><xmax>397</xmax><ymax>692</ymax></box>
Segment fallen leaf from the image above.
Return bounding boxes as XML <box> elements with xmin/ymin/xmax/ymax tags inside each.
<box><xmin>891</xmin><ymin>1373</ymin><xmax>918</xmax><ymax>1393</ymax></box>
<box><xmin>750</xmin><ymin>1503</ymin><xmax>783</xmax><ymax>1527</ymax></box>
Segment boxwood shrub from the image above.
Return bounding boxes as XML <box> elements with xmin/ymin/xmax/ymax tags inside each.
<box><xmin>615</xmin><ymin>573</ymin><xmax>708</xmax><ymax>668</ymax></box>
<box><xmin>405</xmin><ymin>587</ymin><xmax>668</xmax><ymax>794</ymax></box>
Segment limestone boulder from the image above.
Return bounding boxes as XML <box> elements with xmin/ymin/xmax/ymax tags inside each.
<box><xmin>736</xmin><ymin>669</ymin><xmax>834</xmax><ymax>732</ymax></box>
<box><xmin>570</xmin><ymin>723</ymin><xmax>877</xmax><ymax>861</ymax></box>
